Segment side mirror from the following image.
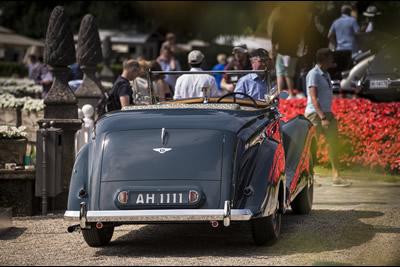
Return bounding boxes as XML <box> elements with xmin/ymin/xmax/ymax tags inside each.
<box><xmin>279</xmin><ymin>91</ymin><xmax>289</xmax><ymax>100</ymax></box>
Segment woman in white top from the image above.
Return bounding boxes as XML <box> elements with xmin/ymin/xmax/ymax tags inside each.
<box><xmin>133</xmin><ymin>59</ymin><xmax>173</xmax><ymax>103</ymax></box>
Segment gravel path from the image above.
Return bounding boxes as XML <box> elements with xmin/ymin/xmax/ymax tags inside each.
<box><xmin>1</xmin><ymin>177</ymin><xmax>400</xmax><ymax>266</ymax></box>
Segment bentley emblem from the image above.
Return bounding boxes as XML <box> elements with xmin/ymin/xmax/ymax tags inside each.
<box><xmin>153</xmin><ymin>148</ymin><xmax>172</xmax><ymax>154</ymax></box>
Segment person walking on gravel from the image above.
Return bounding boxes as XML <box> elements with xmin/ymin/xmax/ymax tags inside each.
<box><xmin>305</xmin><ymin>48</ymin><xmax>351</xmax><ymax>187</ymax></box>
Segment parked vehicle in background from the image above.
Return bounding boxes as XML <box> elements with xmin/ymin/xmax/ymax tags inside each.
<box><xmin>64</xmin><ymin>70</ymin><xmax>317</xmax><ymax>247</ymax></box>
<box><xmin>335</xmin><ymin>31</ymin><xmax>400</xmax><ymax>102</ymax></box>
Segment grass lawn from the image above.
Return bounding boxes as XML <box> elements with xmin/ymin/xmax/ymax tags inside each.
<box><xmin>314</xmin><ymin>165</ymin><xmax>400</xmax><ymax>183</ymax></box>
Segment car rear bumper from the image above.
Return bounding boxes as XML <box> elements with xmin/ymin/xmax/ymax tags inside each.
<box><xmin>64</xmin><ymin>202</ymin><xmax>253</xmax><ymax>227</ymax></box>
<box><xmin>64</xmin><ymin>209</ymin><xmax>253</xmax><ymax>222</ymax></box>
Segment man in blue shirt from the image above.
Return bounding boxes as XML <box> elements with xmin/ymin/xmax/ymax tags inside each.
<box><xmin>328</xmin><ymin>4</ymin><xmax>360</xmax><ymax>58</ymax></box>
<box><xmin>305</xmin><ymin>48</ymin><xmax>351</xmax><ymax>187</ymax></box>
<box><xmin>234</xmin><ymin>48</ymin><xmax>276</xmax><ymax>100</ymax></box>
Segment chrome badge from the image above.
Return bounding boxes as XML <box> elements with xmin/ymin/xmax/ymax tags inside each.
<box><xmin>153</xmin><ymin>148</ymin><xmax>172</xmax><ymax>154</ymax></box>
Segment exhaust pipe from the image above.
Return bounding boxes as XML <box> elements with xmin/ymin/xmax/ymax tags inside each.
<box><xmin>67</xmin><ymin>224</ymin><xmax>81</xmax><ymax>233</ymax></box>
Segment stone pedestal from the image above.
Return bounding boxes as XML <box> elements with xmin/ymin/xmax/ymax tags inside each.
<box><xmin>44</xmin><ymin>67</ymin><xmax>78</xmax><ymax>119</ymax></box>
<box><xmin>0</xmin><ymin>169</ymin><xmax>36</xmax><ymax>216</ymax></box>
<box><xmin>0</xmin><ymin>138</ymin><xmax>27</xmax><ymax>166</ymax></box>
<box><xmin>74</xmin><ymin>65</ymin><xmax>102</xmax><ymax>118</ymax></box>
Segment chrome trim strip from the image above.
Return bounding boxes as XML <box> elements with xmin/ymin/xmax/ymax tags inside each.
<box><xmin>64</xmin><ymin>209</ymin><xmax>253</xmax><ymax>222</ymax></box>
<box><xmin>65</xmin><ymin>211</ymin><xmax>80</xmax><ymax>222</ymax></box>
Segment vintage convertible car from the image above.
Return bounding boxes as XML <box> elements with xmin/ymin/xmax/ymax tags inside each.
<box><xmin>65</xmin><ymin>70</ymin><xmax>317</xmax><ymax>247</ymax></box>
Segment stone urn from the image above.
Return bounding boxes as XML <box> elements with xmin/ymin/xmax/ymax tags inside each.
<box><xmin>0</xmin><ymin>138</ymin><xmax>27</xmax><ymax>167</ymax></box>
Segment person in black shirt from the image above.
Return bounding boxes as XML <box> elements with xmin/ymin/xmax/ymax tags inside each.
<box><xmin>110</xmin><ymin>59</ymin><xmax>140</xmax><ymax>110</ymax></box>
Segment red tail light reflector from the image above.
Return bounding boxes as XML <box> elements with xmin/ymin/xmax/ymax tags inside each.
<box><xmin>189</xmin><ymin>190</ymin><xmax>199</xmax><ymax>203</ymax></box>
<box><xmin>118</xmin><ymin>191</ymin><xmax>128</xmax><ymax>204</ymax></box>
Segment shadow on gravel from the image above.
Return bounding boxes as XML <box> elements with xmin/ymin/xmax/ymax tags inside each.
<box><xmin>0</xmin><ymin>227</ymin><xmax>27</xmax><ymax>240</ymax></box>
<box><xmin>95</xmin><ymin>209</ymin><xmax>400</xmax><ymax>257</ymax></box>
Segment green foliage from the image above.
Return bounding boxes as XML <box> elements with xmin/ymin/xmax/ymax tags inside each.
<box><xmin>0</xmin><ymin>61</ymin><xmax>28</xmax><ymax>78</ymax></box>
<box><xmin>97</xmin><ymin>63</ymin><xmax>122</xmax><ymax>78</ymax></box>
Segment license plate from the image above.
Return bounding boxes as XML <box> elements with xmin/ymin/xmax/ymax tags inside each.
<box><xmin>370</xmin><ymin>80</ymin><xmax>388</xmax><ymax>89</ymax></box>
<box><xmin>131</xmin><ymin>191</ymin><xmax>189</xmax><ymax>205</ymax></box>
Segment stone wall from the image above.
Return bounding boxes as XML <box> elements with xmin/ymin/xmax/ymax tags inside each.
<box><xmin>0</xmin><ymin>108</ymin><xmax>21</xmax><ymax>127</ymax></box>
<box><xmin>0</xmin><ymin>169</ymin><xmax>38</xmax><ymax>216</ymax></box>
<box><xmin>0</xmin><ymin>108</ymin><xmax>44</xmax><ymax>142</ymax></box>
<box><xmin>21</xmin><ymin>110</ymin><xmax>44</xmax><ymax>142</ymax></box>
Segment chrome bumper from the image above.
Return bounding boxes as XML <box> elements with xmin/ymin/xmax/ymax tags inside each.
<box><xmin>64</xmin><ymin>202</ymin><xmax>253</xmax><ymax>225</ymax></box>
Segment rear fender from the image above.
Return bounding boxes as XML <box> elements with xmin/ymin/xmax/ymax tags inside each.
<box><xmin>282</xmin><ymin>115</ymin><xmax>316</xmax><ymax>201</ymax></box>
<box><xmin>236</xmin><ymin>139</ymin><xmax>285</xmax><ymax>218</ymax></box>
<box><xmin>67</xmin><ymin>143</ymin><xmax>89</xmax><ymax>211</ymax></box>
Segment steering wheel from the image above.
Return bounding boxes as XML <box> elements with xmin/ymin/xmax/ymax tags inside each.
<box><xmin>217</xmin><ymin>92</ymin><xmax>258</xmax><ymax>108</ymax></box>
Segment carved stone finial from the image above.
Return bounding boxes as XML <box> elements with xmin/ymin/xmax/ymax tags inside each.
<box><xmin>75</xmin><ymin>14</ymin><xmax>103</xmax><ymax>117</ymax></box>
<box><xmin>44</xmin><ymin>6</ymin><xmax>76</xmax><ymax>67</ymax></box>
<box><xmin>43</xmin><ymin>6</ymin><xmax>77</xmax><ymax>119</ymax></box>
<box><xmin>76</xmin><ymin>14</ymin><xmax>103</xmax><ymax>66</ymax></box>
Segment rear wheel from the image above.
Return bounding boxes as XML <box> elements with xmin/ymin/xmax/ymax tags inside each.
<box><xmin>291</xmin><ymin>157</ymin><xmax>314</xmax><ymax>214</ymax></box>
<box><xmin>82</xmin><ymin>225</ymin><xmax>114</xmax><ymax>247</ymax></box>
<box><xmin>251</xmin><ymin>206</ymin><xmax>281</xmax><ymax>246</ymax></box>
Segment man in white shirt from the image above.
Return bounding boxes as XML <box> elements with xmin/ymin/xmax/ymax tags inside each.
<box><xmin>173</xmin><ymin>50</ymin><xmax>220</xmax><ymax>99</ymax></box>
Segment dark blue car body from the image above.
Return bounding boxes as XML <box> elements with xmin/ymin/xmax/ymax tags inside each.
<box><xmin>65</xmin><ymin>97</ymin><xmax>316</xmax><ymax>247</ymax></box>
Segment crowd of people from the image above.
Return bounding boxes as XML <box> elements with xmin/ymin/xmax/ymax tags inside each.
<box><xmin>24</xmin><ymin>4</ymin><xmax>383</xmax><ymax>187</ymax></box>
<box><xmin>105</xmin><ymin>4</ymin><xmax>381</xmax><ymax>106</ymax></box>
<box><xmin>105</xmin><ymin>3</ymin><xmax>382</xmax><ymax>188</ymax></box>
<box><xmin>24</xmin><ymin>4</ymin><xmax>380</xmax><ymax>105</ymax></box>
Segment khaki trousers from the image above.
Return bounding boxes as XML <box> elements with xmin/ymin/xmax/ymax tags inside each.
<box><xmin>305</xmin><ymin>112</ymin><xmax>339</xmax><ymax>168</ymax></box>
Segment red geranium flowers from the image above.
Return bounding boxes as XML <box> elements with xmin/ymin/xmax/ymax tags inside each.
<box><xmin>280</xmin><ymin>97</ymin><xmax>400</xmax><ymax>174</ymax></box>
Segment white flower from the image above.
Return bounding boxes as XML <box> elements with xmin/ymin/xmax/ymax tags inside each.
<box><xmin>0</xmin><ymin>77</ymin><xmax>42</xmax><ymax>94</ymax></box>
<box><xmin>0</xmin><ymin>93</ymin><xmax>45</xmax><ymax>111</ymax></box>
<box><xmin>0</xmin><ymin>125</ymin><xmax>27</xmax><ymax>139</ymax></box>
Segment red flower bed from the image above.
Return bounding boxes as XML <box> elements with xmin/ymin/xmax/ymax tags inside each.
<box><xmin>279</xmin><ymin>97</ymin><xmax>400</xmax><ymax>174</ymax></box>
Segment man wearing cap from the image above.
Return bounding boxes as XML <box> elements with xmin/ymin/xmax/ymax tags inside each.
<box><xmin>234</xmin><ymin>48</ymin><xmax>276</xmax><ymax>100</ymax></box>
<box><xmin>173</xmin><ymin>50</ymin><xmax>220</xmax><ymax>100</ymax></box>
<box><xmin>220</xmin><ymin>43</ymin><xmax>252</xmax><ymax>93</ymax></box>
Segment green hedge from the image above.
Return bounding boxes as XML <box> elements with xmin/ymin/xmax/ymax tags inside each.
<box><xmin>0</xmin><ymin>62</ymin><xmax>28</xmax><ymax>77</ymax></box>
<box><xmin>97</xmin><ymin>63</ymin><xmax>123</xmax><ymax>78</ymax></box>
<box><xmin>0</xmin><ymin>62</ymin><xmax>124</xmax><ymax>80</ymax></box>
